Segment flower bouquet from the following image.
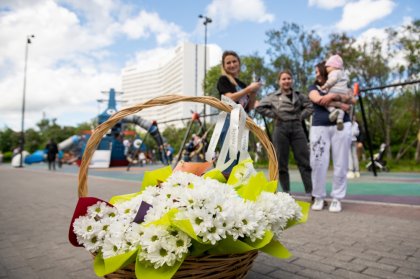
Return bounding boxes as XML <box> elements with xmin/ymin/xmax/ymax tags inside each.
<box><xmin>69</xmin><ymin>95</ymin><xmax>309</xmax><ymax>279</ymax></box>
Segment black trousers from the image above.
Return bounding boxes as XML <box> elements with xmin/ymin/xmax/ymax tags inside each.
<box><xmin>273</xmin><ymin>120</ymin><xmax>312</xmax><ymax>193</ymax></box>
<box><xmin>48</xmin><ymin>159</ymin><xmax>56</xmax><ymax>170</ymax></box>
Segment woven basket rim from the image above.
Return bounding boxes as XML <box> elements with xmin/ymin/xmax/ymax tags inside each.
<box><xmin>77</xmin><ymin>95</ymin><xmax>278</xmax><ymax>197</ymax></box>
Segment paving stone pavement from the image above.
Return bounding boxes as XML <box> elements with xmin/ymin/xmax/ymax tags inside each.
<box><xmin>1</xmin><ymin>166</ymin><xmax>419</xmax><ymax>279</ymax></box>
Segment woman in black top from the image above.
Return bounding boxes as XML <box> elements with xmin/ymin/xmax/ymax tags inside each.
<box><xmin>216</xmin><ymin>51</ymin><xmax>262</xmax><ymax>175</ymax></box>
<box><xmin>217</xmin><ymin>51</ymin><xmax>262</xmax><ymax>111</ymax></box>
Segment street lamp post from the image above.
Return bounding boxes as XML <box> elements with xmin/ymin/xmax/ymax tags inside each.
<box><xmin>198</xmin><ymin>14</ymin><xmax>212</xmax><ymax>128</ymax></box>
<box><xmin>19</xmin><ymin>34</ymin><xmax>35</xmax><ymax>168</ymax></box>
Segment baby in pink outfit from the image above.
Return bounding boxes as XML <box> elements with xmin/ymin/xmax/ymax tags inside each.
<box><xmin>320</xmin><ymin>54</ymin><xmax>351</xmax><ymax>130</ymax></box>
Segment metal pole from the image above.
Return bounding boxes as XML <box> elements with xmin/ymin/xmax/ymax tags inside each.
<box><xmin>19</xmin><ymin>35</ymin><xmax>34</xmax><ymax>168</ymax></box>
<box><xmin>174</xmin><ymin>119</ymin><xmax>195</xmax><ymax>167</ymax></box>
<box><xmin>199</xmin><ymin>15</ymin><xmax>212</xmax><ymax>129</ymax></box>
<box><xmin>203</xmin><ymin>23</ymin><xmax>207</xmax><ymax>129</ymax></box>
<box><xmin>354</xmin><ymin>83</ymin><xmax>377</xmax><ymax>176</ymax></box>
<box><xmin>359</xmin><ymin>80</ymin><xmax>420</xmax><ymax>92</ymax></box>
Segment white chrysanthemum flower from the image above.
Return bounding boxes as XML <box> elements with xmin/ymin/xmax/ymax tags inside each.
<box><xmin>102</xmin><ymin>235</ymin><xmax>129</xmax><ymax>258</ymax></box>
<box><xmin>125</xmin><ymin>223</ymin><xmax>144</xmax><ymax>250</ymax></box>
<box><xmin>115</xmin><ymin>201</ymin><xmax>138</xmax><ymax>221</ymax></box>
<box><xmin>83</xmin><ymin>233</ymin><xmax>103</xmax><ymax>253</ymax></box>
<box><xmin>138</xmin><ymin>225</ymin><xmax>191</xmax><ymax>268</ymax></box>
<box><xmin>73</xmin><ymin>216</ymin><xmax>101</xmax><ymax>239</ymax></box>
<box><xmin>97</xmin><ymin>217</ymin><xmax>113</xmax><ymax>239</ymax></box>
<box><xmin>87</xmin><ymin>201</ymin><xmax>110</xmax><ymax>218</ymax></box>
<box><xmin>255</xmin><ymin>192</ymin><xmax>302</xmax><ymax>238</ymax></box>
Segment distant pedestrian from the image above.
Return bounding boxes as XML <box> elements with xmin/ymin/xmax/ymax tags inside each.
<box><xmin>45</xmin><ymin>139</ymin><xmax>58</xmax><ymax>171</ymax></box>
<box><xmin>347</xmin><ymin>118</ymin><xmax>360</xmax><ymax>179</ymax></box>
<box><xmin>58</xmin><ymin>150</ymin><xmax>64</xmax><ymax>168</ymax></box>
<box><xmin>254</xmin><ymin>142</ymin><xmax>262</xmax><ymax>163</ymax></box>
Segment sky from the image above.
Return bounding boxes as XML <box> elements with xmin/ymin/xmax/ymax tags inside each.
<box><xmin>0</xmin><ymin>0</ymin><xmax>418</xmax><ymax>131</ymax></box>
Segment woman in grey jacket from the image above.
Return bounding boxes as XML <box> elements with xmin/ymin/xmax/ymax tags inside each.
<box><xmin>255</xmin><ymin>70</ymin><xmax>313</xmax><ymax>195</ymax></box>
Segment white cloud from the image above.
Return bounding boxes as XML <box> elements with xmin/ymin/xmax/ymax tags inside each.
<box><xmin>354</xmin><ymin>18</ymin><xmax>417</xmax><ymax>70</ymax></box>
<box><xmin>121</xmin><ymin>10</ymin><xmax>187</xmax><ymax>45</ymax></box>
<box><xmin>0</xmin><ymin>0</ymin><xmax>125</xmax><ymax>130</ymax></box>
<box><xmin>308</xmin><ymin>0</ymin><xmax>348</xmax><ymax>9</ymax></box>
<box><xmin>125</xmin><ymin>43</ymin><xmax>223</xmax><ymax>73</ymax></box>
<box><xmin>126</xmin><ymin>47</ymin><xmax>177</xmax><ymax>72</ymax></box>
<box><xmin>336</xmin><ymin>0</ymin><xmax>396</xmax><ymax>31</ymax></box>
<box><xmin>0</xmin><ymin>0</ymin><xmax>193</xmax><ymax>131</ymax></box>
<box><xmin>205</xmin><ymin>0</ymin><xmax>274</xmax><ymax>29</ymax></box>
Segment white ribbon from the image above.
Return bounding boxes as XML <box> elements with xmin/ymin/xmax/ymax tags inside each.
<box><xmin>205</xmin><ymin>95</ymin><xmax>251</xmax><ymax>172</ymax></box>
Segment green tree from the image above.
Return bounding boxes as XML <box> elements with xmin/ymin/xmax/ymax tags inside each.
<box><xmin>265</xmin><ymin>22</ymin><xmax>324</xmax><ymax>93</ymax></box>
<box><xmin>25</xmin><ymin>128</ymin><xmax>43</xmax><ymax>153</ymax></box>
<box><xmin>204</xmin><ymin>65</ymin><xmax>221</xmax><ymax>98</ymax></box>
<box><xmin>0</xmin><ymin>127</ymin><xmax>20</xmax><ymax>153</ymax></box>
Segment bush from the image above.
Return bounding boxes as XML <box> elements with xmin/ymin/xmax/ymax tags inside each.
<box><xmin>2</xmin><ymin>151</ymin><xmax>13</xmax><ymax>163</ymax></box>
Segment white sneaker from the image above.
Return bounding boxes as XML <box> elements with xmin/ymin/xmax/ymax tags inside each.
<box><xmin>311</xmin><ymin>198</ymin><xmax>325</xmax><ymax>211</ymax></box>
<box><xmin>329</xmin><ymin>109</ymin><xmax>339</xmax><ymax>122</ymax></box>
<box><xmin>336</xmin><ymin>119</ymin><xmax>344</xmax><ymax>131</ymax></box>
<box><xmin>329</xmin><ymin>199</ymin><xmax>342</xmax><ymax>213</ymax></box>
<box><xmin>347</xmin><ymin>171</ymin><xmax>355</xmax><ymax>179</ymax></box>
<box><xmin>354</xmin><ymin>172</ymin><xmax>360</xmax><ymax>178</ymax></box>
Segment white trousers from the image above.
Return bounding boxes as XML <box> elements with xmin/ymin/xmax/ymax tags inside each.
<box><xmin>310</xmin><ymin>122</ymin><xmax>352</xmax><ymax>200</ymax></box>
<box><xmin>348</xmin><ymin>141</ymin><xmax>359</xmax><ymax>172</ymax></box>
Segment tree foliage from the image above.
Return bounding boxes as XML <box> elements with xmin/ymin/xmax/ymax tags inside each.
<box><xmin>265</xmin><ymin>22</ymin><xmax>324</xmax><ymax>92</ymax></box>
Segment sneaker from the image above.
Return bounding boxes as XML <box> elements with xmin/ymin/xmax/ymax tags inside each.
<box><xmin>329</xmin><ymin>109</ymin><xmax>339</xmax><ymax>122</ymax></box>
<box><xmin>311</xmin><ymin>198</ymin><xmax>325</xmax><ymax>211</ymax></box>
<box><xmin>354</xmin><ymin>171</ymin><xmax>360</xmax><ymax>178</ymax></box>
<box><xmin>329</xmin><ymin>199</ymin><xmax>342</xmax><ymax>213</ymax></box>
<box><xmin>347</xmin><ymin>171</ymin><xmax>355</xmax><ymax>179</ymax></box>
<box><xmin>336</xmin><ymin>119</ymin><xmax>344</xmax><ymax>131</ymax></box>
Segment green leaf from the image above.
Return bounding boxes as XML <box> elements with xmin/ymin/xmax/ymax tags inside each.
<box><xmin>145</xmin><ymin>208</ymin><xmax>178</xmax><ymax>227</ymax></box>
<box><xmin>207</xmin><ymin>236</ymin><xmax>255</xmax><ymax>255</ymax></box>
<box><xmin>141</xmin><ymin>166</ymin><xmax>173</xmax><ymax>191</ymax></box>
<box><xmin>171</xmin><ymin>219</ymin><xmax>201</xmax><ymax>242</ymax></box>
<box><xmin>262</xmin><ymin>180</ymin><xmax>277</xmax><ymax>193</ymax></box>
<box><xmin>285</xmin><ymin>201</ymin><xmax>310</xmax><ymax>229</ymax></box>
<box><xmin>236</xmin><ymin>172</ymin><xmax>266</xmax><ymax>201</ymax></box>
<box><xmin>94</xmin><ymin>249</ymin><xmax>138</xmax><ymax>276</ymax></box>
<box><xmin>109</xmin><ymin>192</ymin><xmax>141</xmax><ymax>205</ymax></box>
<box><xmin>243</xmin><ymin>231</ymin><xmax>274</xmax><ymax>249</ymax></box>
<box><xmin>227</xmin><ymin>159</ymin><xmax>253</xmax><ymax>186</ymax></box>
<box><xmin>259</xmin><ymin>238</ymin><xmax>292</xmax><ymax>259</ymax></box>
<box><xmin>135</xmin><ymin>254</ymin><xmax>186</xmax><ymax>279</ymax></box>
<box><xmin>93</xmin><ymin>252</ymin><xmax>106</xmax><ymax>277</ymax></box>
<box><xmin>189</xmin><ymin>240</ymin><xmax>212</xmax><ymax>256</ymax></box>
<box><xmin>203</xmin><ymin>169</ymin><xmax>226</xmax><ymax>183</ymax></box>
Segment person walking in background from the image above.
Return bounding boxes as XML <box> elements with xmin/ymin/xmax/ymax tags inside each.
<box><xmin>255</xmin><ymin>70</ymin><xmax>313</xmax><ymax>196</ymax></box>
<box><xmin>308</xmin><ymin>61</ymin><xmax>354</xmax><ymax>213</ymax></box>
<box><xmin>216</xmin><ymin>50</ymin><xmax>262</xmax><ymax>175</ymax></box>
<box><xmin>254</xmin><ymin>142</ymin><xmax>262</xmax><ymax>163</ymax></box>
<box><xmin>320</xmin><ymin>54</ymin><xmax>352</xmax><ymax>130</ymax></box>
<box><xmin>45</xmin><ymin>139</ymin><xmax>58</xmax><ymax>171</ymax></box>
<box><xmin>348</xmin><ymin>117</ymin><xmax>360</xmax><ymax>179</ymax></box>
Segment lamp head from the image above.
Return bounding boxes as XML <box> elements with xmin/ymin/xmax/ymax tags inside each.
<box><xmin>27</xmin><ymin>34</ymin><xmax>35</xmax><ymax>44</ymax></box>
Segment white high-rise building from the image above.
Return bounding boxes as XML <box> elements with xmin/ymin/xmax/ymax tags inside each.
<box><xmin>121</xmin><ymin>42</ymin><xmax>221</xmax><ymax>128</ymax></box>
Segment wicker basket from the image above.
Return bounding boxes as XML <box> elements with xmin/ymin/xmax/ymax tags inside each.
<box><xmin>77</xmin><ymin>95</ymin><xmax>278</xmax><ymax>279</ymax></box>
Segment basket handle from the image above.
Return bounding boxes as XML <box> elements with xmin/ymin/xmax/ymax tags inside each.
<box><xmin>78</xmin><ymin>95</ymin><xmax>278</xmax><ymax>197</ymax></box>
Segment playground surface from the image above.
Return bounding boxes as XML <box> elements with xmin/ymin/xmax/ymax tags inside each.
<box><xmin>1</xmin><ymin>163</ymin><xmax>419</xmax><ymax>279</ymax></box>
<box><xmin>18</xmin><ymin>162</ymin><xmax>420</xmax><ymax>206</ymax></box>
